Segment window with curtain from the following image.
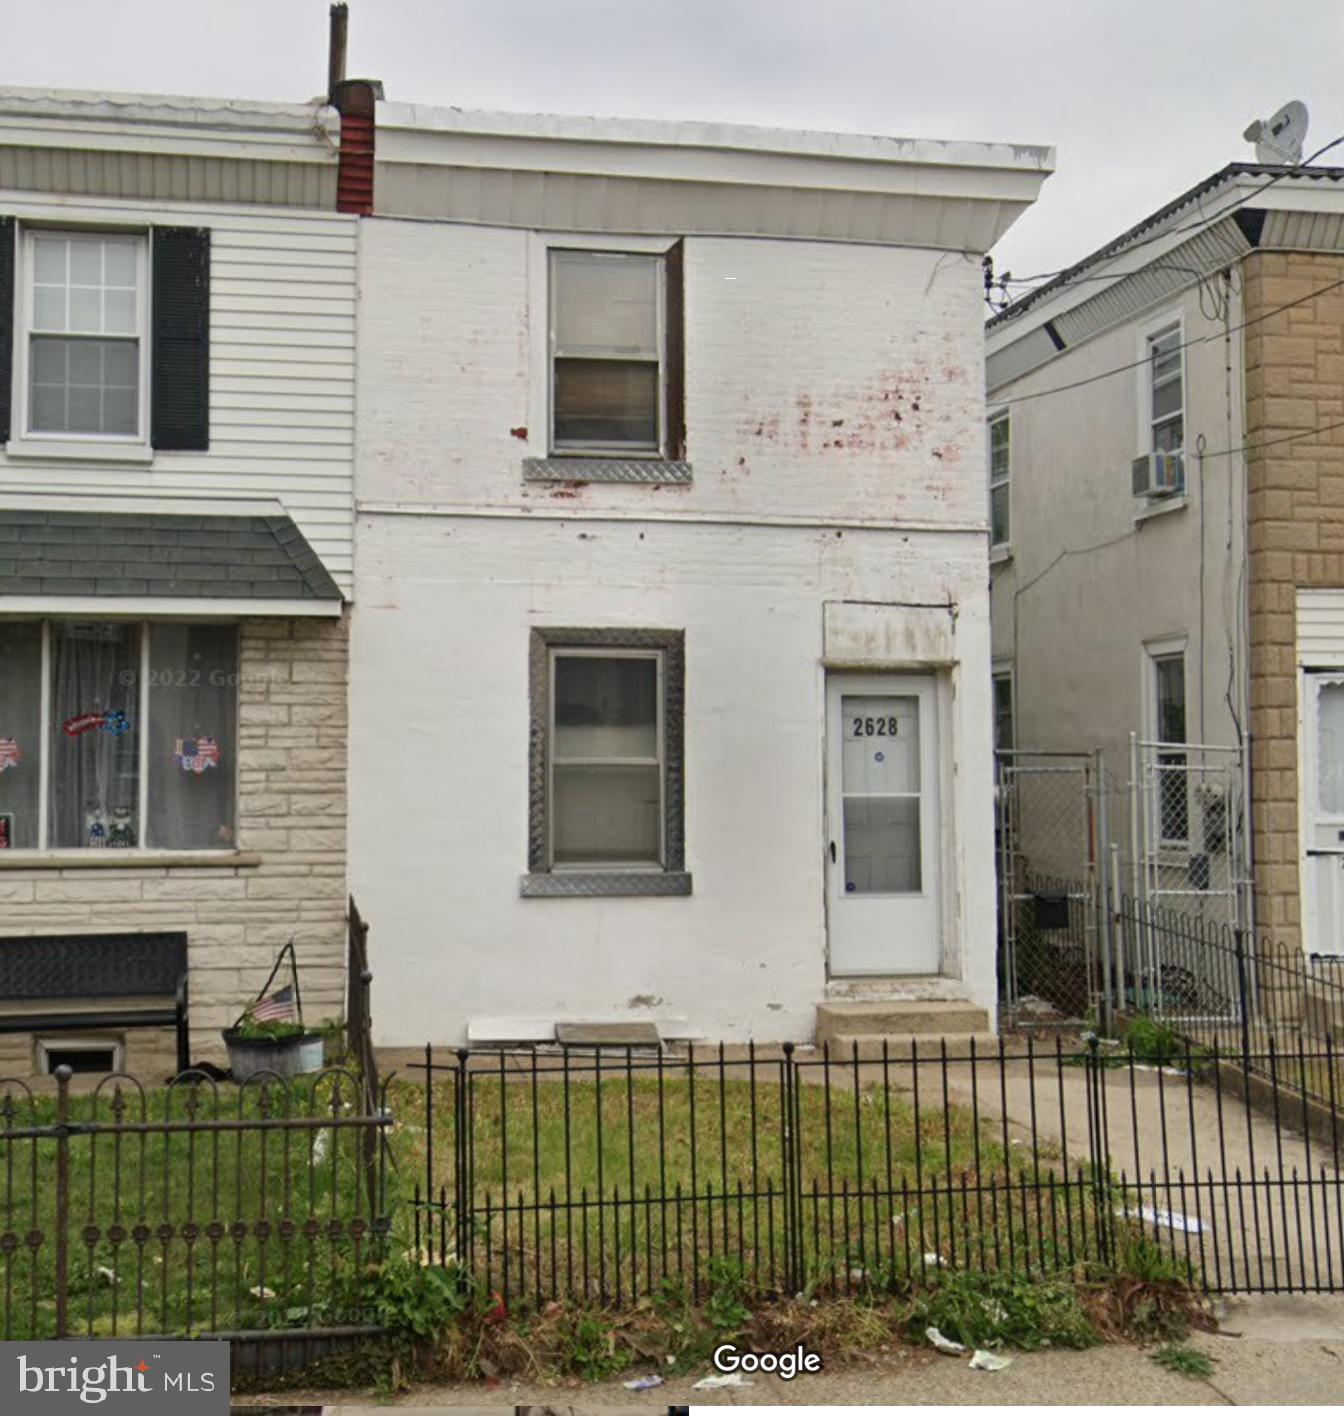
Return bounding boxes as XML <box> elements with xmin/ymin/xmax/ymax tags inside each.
<box><xmin>147</xmin><ymin>624</ymin><xmax>238</xmax><ymax>850</ymax></box>
<box><xmin>0</xmin><ymin>619</ymin><xmax>238</xmax><ymax>851</ymax></box>
<box><xmin>0</xmin><ymin>622</ymin><xmax>42</xmax><ymax>849</ymax></box>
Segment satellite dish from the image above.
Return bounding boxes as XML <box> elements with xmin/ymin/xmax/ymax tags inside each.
<box><xmin>1243</xmin><ymin>100</ymin><xmax>1309</xmax><ymax>165</ymax></box>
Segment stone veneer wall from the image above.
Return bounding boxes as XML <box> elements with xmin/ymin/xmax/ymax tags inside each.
<box><xmin>0</xmin><ymin>613</ymin><xmax>349</xmax><ymax>1070</ymax></box>
<box><xmin>1243</xmin><ymin>249</ymin><xmax>1344</xmax><ymax>948</ymax></box>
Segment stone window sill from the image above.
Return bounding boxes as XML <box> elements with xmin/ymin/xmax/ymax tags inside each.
<box><xmin>0</xmin><ymin>850</ymin><xmax>262</xmax><ymax>871</ymax></box>
<box><xmin>989</xmin><ymin>543</ymin><xmax>1013</xmax><ymax>566</ymax></box>
<box><xmin>521</xmin><ymin>870</ymin><xmax>693</xmax><ymax>897</ymax></box>
<box><xmin>1134</xmin><ymin>493</ymin><xmax>1187</xmax><ymax>525</ymax></box>
<box><xmin>523</xmin><ymin>457</ymin><xmax>693</xmax><ymax>485</ymax></box>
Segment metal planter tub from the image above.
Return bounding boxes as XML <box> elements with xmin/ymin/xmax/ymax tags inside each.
<box><xmin>222</xmin><ymin>1028</ymin><xmax>325</xmax><ymax>1081</ymax></box>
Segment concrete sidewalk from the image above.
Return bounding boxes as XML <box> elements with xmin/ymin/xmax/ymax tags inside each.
<box><xmin>239</xmin><ymin>1293</ymin><xmax>1344</xmax><ymax>1408</ymax></box>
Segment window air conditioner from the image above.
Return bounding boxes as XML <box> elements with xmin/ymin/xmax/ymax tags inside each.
<box><xmin>1132</xmin><ymin>451</ymin><xmax>1185</xmax><ymax>498</ymax></box>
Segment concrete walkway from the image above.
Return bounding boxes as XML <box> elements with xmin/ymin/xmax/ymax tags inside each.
<box><xmin>919</xmin><ymin>1053</ymin><xmax>1344</xmax><ymax>1293</ymax></box>
<box><xmin>237</xmin><ymin>1293</ymin><xmax>1344</xmax><ymax>1407</ymax></box>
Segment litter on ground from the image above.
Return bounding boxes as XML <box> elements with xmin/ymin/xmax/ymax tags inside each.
<box><xmin>1116</xmin><ymin>1202</ymin><xmax>1202</xmax><ymax>1234</ymax></box>
<box><xmin>623</xmin><ymin>1374</ymin><xmax>664</xmax><ymax>1391</ymax></box>
<box><xmin>969</xmin><ymin>1350</ymin><xmax>1013</xmax><ymax>1371</ymax></box>
<box><xmin>692</xmin><ymin>1372</ymin><xmax>753</xmax><ymax>1390</ymax></box>
<box><xmin>926</xmin><ymin>1326</ymin><xmax>966</xmax><ymax>1355</ymax></box>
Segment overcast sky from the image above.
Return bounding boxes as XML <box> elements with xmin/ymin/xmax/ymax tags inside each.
<box><xmin>4</xmin><ymin>0</ymin><xmax>1341</xmax><ymax>283</ymax></box>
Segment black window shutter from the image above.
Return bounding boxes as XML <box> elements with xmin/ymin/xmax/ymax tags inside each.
<box><xmin>0</xmin><ymin>218</ymin><xmax>14</xmax><ymax>444</ymax></box>
<box><xmin>151</xmin><ymin>226</ymin><xmax>210</xmax><ymax>451</ymax></box>
<box><xmin>663</xmin><ymin>239</ymin><xmax>685</xmax><ymax>460</ymax></box>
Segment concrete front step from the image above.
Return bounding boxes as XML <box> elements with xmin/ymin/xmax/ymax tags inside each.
<box><xmin>821</xmin><ymin>1032</ymin><xmax>999</xmax><ymax>1060</ymax></box>
<box><xmin>816</xmin><ymin>998</ymin><xmax>990</xmax><ymax>1045</ymax></box>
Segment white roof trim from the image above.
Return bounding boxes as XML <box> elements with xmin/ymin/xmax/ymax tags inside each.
<box><xmin>378</xmin><ymin>102</ymin><xmax>1054</xmax><ymax>173</ymax></box>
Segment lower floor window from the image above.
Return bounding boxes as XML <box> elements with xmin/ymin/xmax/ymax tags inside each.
<box><xmin>0</xmin><ymin>619</ymin><xmax>238</xmax><ymax>851</ymax></box>
<box><xmin>527</xmin><ymin>627</ymin><xmax>686</xmax><ymax>882</ymax></box>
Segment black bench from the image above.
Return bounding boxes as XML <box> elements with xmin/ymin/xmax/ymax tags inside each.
<box><xmin>0</xmin><ymin>932</ymin><xmax>189</xmax><ymax>1074</ymax></box>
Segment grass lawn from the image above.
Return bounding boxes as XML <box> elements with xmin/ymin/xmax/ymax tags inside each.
<box><xmin>0</xmin><ymin>1071</ymin><xmax>382</xmax><ymax>1341</ymax></box>
<box><xmin>388</xmin><ymin>1056</ymin><xmax>1089</xmax><ymax>1308</ymax></box>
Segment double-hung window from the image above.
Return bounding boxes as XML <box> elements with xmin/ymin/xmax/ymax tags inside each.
<box><xmin>24</xmin><ymin>232</ymin><xmax>145</xmax><ymax>439</ymax></box>
<box><xmin>550</xmin><ymin>250</ymin><xmax>664</xmax><ymax>454</ymax></box>
<box><xmin>1</xmin><ymin>219</ymin><xmax>211</xmax><ymax>453</ymax></box>
<box><xmin>524</xmin><ymin>628</ymin><xmax>688</xmax><ymax>895</ymax></box>
<box><xmin>1148</xmin><ymin>324</ymin><xmax>1184</xmax><ymax>459</ymax></box>
<box><xmin>0</xmin><ymin>620</ymin><xmax>238</xmax><ymax>853</ymax></box>
<box><xmin>988</xmin><ymin>412</ymin><xmax>1010</xmax><ymax>547</ymax></box>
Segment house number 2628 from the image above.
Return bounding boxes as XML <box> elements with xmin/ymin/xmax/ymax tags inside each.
<box><xmin>852</xmin><ymin>716</ymin><xmax>899</xmax><ymax>737</ymax></box>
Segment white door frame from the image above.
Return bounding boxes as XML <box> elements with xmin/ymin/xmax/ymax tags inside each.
<box><xmin>825</xmin><ymin>671</ymin><xmax>942</xmax><ymax>977</ymax></box>
<box><xmin>1300</xmin><ymin>668</ymin><xmax>1344</xmax><ymax>957</ymax></box>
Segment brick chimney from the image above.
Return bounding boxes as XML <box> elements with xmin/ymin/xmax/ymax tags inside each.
<box><xmin>327</xmin><ymin>3</ymin><xmax>382</xmax><ymax>216</ymax></box>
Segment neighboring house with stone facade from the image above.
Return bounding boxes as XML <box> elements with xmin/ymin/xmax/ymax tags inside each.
<box><xmin>349</xmin><ymin>102</ymin><xmax>1052</xmax><ymax>1046</ymax></box>
<box><xmin>0</xmin><ymin>89</ymin><xmax>356</xmax><ymax>1075</ymax></box>
<box><xmin>987</xmin><ymin>161</ymin><xmax>1344</xmax><ymax>958</ymax></box>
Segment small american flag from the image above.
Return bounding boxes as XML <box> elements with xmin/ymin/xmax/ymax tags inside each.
<box><xmin>0</xmin><ymin>738</ymin><xmax>20</xmax><ymax>773</ymax></box>
<box><xmin>175</xmin><ymin>737</ymin><xmax>221</xmax><ymax>774</ymax></box>
<box><xmin>247</xmin><ymin>984</ymin><xmax>297</xmax><ymax>1024</ymax></box>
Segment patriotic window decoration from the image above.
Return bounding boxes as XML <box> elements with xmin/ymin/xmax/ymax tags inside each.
<box><xmin>174</xmin><ymin>736</ymin><xmax>221</xmax><ymax>774</ymax></box>
<box><xmin>0</xmin><ymin>619</ymin><xmax>238</xmax><ymax>851</ymax></box>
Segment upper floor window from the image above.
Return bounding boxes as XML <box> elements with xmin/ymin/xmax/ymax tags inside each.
<box><xmin>1</xmin><ymin>219</ymin><xmax>210</xmax><ymax>454</ymax></box>
<box><xmin>25</xmin><ymin>232</ymin><xmax>146</xmax><ymax>440</ymax></box>
<box><xmin>988</xmin><ymin>412</ymin><xmax>1010</xmax><ymax>547</ymax></box>
<box><xmin>550</xmin><ymin>249</ymin><xmax>670</xmax><ymax>457</ymax></box>
<box><xmin>0</xmin><ymin>619</ymin><xmax>237</xmax><ymax>853</ymax></box>
<box><xmin>1147</xmin><ymin>323</ymin><xmax>1183</xmax><ymax>458</ymax></box>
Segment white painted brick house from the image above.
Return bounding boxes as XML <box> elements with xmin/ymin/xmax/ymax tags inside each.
<box><xmin>0</xmin><ymin>90</ymin><xmax>356</xmax><ymax>1075</ymax></box>
<box><xmin>350</xmin><ymin>106</ymin><xmax>1053</xmax><ymax>1045</ymax></box>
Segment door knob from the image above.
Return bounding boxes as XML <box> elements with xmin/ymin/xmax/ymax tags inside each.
<box><xmin>829</xmin><ymin>841</ymin><xmax>837</xmax><ymax>863</ymax></box>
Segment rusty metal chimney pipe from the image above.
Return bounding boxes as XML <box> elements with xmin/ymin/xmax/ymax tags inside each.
<box><xmin>328</xmin><ymin>3</ymin><xmax>349</xmax><ymax>101</ymax></box>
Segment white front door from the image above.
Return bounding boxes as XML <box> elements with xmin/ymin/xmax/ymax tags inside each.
<box><xmin>1304</xmin><ymin>671</ymin><xmax>1344</xmax><ymax>954</ymax></box>
<box><xmin>826</xmin><ymin>673</ymin><xmax>941</xmax><ymax>975</ymax></box>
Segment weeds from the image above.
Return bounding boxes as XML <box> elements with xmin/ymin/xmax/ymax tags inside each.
<box><xmin>904</xmin><ymin>1270</ymin><xmax>1098</xmax><ymax>1351</ymax></box>
<box><xmin>1151</xmin><ymin>1342</ymin><xmax>1216</xmax><ymax>1378</ymax></box>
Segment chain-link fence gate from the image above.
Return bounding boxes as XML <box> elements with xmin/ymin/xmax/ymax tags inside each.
<box><xmin>1125</xmin><ymin>733</ymin><xmax>1252</xmax><ymax>1021</ymax></box>
<box><xmin>995</xmin><ymin>750</ymin><xmax>1113</xmax><ymax>1030</ymax></box>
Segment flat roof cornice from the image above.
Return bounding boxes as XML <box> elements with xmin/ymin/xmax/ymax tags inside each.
<box><xmin>376</xmin><ymin>101</ymin><xmax>1054</xmax><ymax>175</ymax></box>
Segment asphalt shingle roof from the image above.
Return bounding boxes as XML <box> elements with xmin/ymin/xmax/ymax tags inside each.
<box><xmin>0</xmin><ymin>509</ymin><xmax>343</xmax><ymax>602</ymax></box>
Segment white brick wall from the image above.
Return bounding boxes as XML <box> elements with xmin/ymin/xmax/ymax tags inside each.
<box><xmin>352</xmin><ymin>218</ymin><xmax>997</xmax><ymax>1046</ymax></box>
<box><xmin>356</xmin><ymin>221</ymin><xmax>986</xmax><ymax>527</ymax></box>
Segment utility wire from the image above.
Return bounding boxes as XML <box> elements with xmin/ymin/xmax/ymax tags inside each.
<box><xmin>996</xmin><ymin>272</ymin><xmax>1344</xmax><ymax>408</ymax></box>
<box><xmin>998</xmin><ymin>132</ymin><xmax>1344</xmax><ymax>291</ymax></box>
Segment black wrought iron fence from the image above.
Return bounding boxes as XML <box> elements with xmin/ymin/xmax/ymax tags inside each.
<box><xmin>0</xmin><ymin>1065</ymin><xmax>392</xmax><ymax>1344</ymax></box>
<box><xmin>1116</xmin><ymin>893</ymin><xmax>1344</xmax><ymax>1112</ymax></box>
<box><xmin>411</xmin><ymin>1038</ymin><xmax>1344</xmax><ymax>1307</ymax></box>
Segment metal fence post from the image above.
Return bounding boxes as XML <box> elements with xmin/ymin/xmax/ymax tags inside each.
<box><xmin>1095</xmin><ymin>749</ymin><xmax>1114</xmax><ymax>1034</ymax></box>
<box><xmin>53</xmin><ymin>1064</ymin><xmax>71</xmax><ymax>1340</ymax></box>
<box><xmin>1234</xmin><ymin>926</ymin><xmax>1253</xmax><ymax>1075</ymax></box>
<box><xmin>780</xmin><ymin>1041</ymin><xmax>798</xmax><ymax>1294</ymax></box>
<box><xmin>1083</xmin><ymin>1036</ymin><xmax>1111</xmax><ymax>1264</ymax></box>
<box><xmin>456</xmin><ymin>1048</ymin><xmax>471</xmax><ymax>1272</ymax></box>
